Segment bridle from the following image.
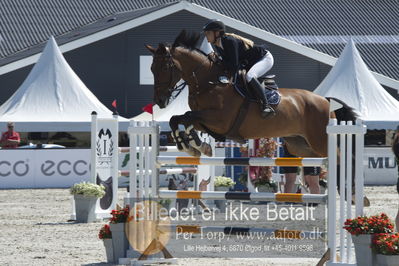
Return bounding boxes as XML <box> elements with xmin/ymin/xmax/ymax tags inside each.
<box><xmin>154</xmin><ymin>47</ymin><xmax>209</xmax><ymax>101</ymax></box>
<box><xmin>154</xmin><ymin>52</ymin><xmax>186</xmax><ymax>100</ymax></box>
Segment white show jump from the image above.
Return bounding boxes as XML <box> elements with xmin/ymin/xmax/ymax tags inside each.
<box><xmin>123</xmin><ymin>119</ymin><xmax>366</xmax><ymax>265</ymax></box>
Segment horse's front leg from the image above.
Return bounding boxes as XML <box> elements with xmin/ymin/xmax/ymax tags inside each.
<box><xmin>179</xmin><ymin>110</ymin><xmax>227</xmax><ymax>157</ymax></box>
<box><xmin>184</xmin><ymin>124</ymin><xmax>213</xmax><ymax>157</ymax></box>
<box><xmin>169</xmin><ymin>115</ymin><xmax>201</xmax><ymax>157</ymax></box>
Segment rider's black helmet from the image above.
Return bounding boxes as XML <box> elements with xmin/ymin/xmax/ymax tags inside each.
<box><xmin>203</xmin><ymin>19</ymin><xmax>225</xmax><ymax>32</ymax></box>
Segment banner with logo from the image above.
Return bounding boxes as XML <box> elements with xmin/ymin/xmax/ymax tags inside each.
<box><xmin>0</xmin><ymin>150</ymin><xmax>34</xmax><ymax>188</ymax></box>
<box><xmin>91</xmin><ymin>115</ymin><xmax>118</xmax><ymax>219</ymax></box>
<box><xmin>0</xmin><ymin>150</ymin><xmax>133</xmax><ymax>189</ymax></box>
<box><xmin>0</xmin><ymin>149</ymin><xmax>91</xmax><ymax>188</ymax></box>
<box><xmin>36</xmin><ymin>149</ymin><xmax>90</xmax><ymax>187</ymax></box>
<box><xmin>364</xmin><ymin>147</ymin><xmax>397</xmax><ymax>185</ymax></box>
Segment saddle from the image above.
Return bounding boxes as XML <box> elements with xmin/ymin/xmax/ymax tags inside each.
<box><xmin>235</xmin><ymin>70</ymin><xmax>281</xmax><ymax>105</ymax></box>
<box><xmin>201</xmin><ymin>71</ymin><xmax>281</xmax><ymax>143</ymax></box>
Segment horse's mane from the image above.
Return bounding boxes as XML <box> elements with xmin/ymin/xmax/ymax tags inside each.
<box><xmin>171</xmin><ymin>30</ymin><xmax>221</xmax><ymax>71</ymax></box>
<box><xmin>172</xmin><ymin>30</ymin><xmax>201</xmax><ymax>50</ymax></box>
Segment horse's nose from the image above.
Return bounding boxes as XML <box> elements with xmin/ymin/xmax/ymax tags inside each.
<box><xmin>153</xmin><ymin>95</ymin><xmax>164</xmax><ymax>108</ymax></box>
<box><xmin>158</xmin><ymin>99</ymin><xmax>165</xmax><ymax>108</ymax></box>
<box><xmin>157</xmin><ymin>95</ymin><xmax>168</xmax><ymax>108</ymax></box>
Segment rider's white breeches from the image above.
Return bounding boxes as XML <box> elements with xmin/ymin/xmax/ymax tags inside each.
<box><xmin>246</xmin><ymin>52</ymin><xmax>274</xmax><ymax>82</ymax></box>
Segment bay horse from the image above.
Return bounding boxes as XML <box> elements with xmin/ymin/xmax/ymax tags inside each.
<box><xmin>145</xmin><ymin>30</ymin><xmax>356</xmax><ymax>158</ymax></box>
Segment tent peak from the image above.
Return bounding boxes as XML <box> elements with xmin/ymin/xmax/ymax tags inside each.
<box><xmin>314</xmin><ymin>35</ymin><xmax>399</xmax><ymax>129</ymax></box>
<box><xmin>0</xmin><ymin>36</ymin><xmax>127</xmax><ymax>131</ymax></box>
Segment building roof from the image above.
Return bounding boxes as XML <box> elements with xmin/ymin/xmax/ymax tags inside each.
<box><xmin>0</xmin><ymin>3</ymin><xmax>173</xmax><ymax>66</ymax></box>
<box><xmin>0</xmin><ymin>0</ymin><xmax>173</xmax><ymax>58</ymax></box>
<box><xmin>1</xmin><ymin>0</ymin><xmax>398</xmax><ymax>88</ymax></box>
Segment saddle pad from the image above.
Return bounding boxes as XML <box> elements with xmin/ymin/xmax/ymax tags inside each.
<box><xmin>233</xmin><ymin>82</ymin><xmax>281</xmax><ymax>105</ymax></box>
<box><xmin>266</xmin><ymin>90</ymin><xmax>281</xmax><ymax>105</ymax></box>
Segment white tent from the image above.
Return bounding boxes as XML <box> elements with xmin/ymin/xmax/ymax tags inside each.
<box><xmin>132</xmin><ymin>83</ymin><xmax>190</xmax><ymax>131</ymax></box>
<box><xmin>314</xmin><ymin>39</ymin><xmax>399</xmax><ymax>129</ymax></box>
<box><xmin>131</xmin><ymin>110</ymin><xmax>153</xmax><ymax>122</ymax></box>
<box><xmin>0</xmin><ymin>36</ymin><xmax>129</xmax><ymax>132</ymax></box>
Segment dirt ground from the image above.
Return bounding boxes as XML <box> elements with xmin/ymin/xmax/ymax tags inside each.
<box><xmin>0</xmin><ymin>186</ymin><xmax>397</xmax><ymax>266</ymax></box>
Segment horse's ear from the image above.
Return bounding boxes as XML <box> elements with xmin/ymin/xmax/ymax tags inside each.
<box><xmin>158</xmin><ymin>43</ymin><xmax>167</xmax><ymax>54</ymax></box>
<box><xmin>145</xmin><ymin>44</ymin><xmax>156</xmax><ymax>54</ymax></box>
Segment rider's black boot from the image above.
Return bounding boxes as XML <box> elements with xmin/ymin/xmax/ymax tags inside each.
<box><xmin>249</xmin><ymin>78</ymin><xmax>275</xmax><ymax>118</ymax></box>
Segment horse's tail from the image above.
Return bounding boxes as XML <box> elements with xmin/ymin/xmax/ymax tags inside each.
<box><xmin>327</xmin><ymin>97</ymin><xmax>358</xmax><ymax>123</ymax></box>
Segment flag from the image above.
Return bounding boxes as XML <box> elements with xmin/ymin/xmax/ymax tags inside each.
<box><xmin>111</xmin><ymin>100</ymin><xmax>117</xmax><ymax>109</ymax></box>
<box><xmin>142</xmin><ymin>103</ymin><xmax>154</xmax><ymax>114</ymax></box>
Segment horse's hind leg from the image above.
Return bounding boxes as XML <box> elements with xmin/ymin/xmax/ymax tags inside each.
<box><xmin>283</xmin><ymin>136</ymin><xmax>321</xmax><ymax>157</ymax></box>
<box><xmin>304</xmin><ymin>128</ymin><xmax>328</xmax><ymax>157</ymax></box>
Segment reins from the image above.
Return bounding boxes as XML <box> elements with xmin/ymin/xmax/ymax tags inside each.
<box><xmin>168</xmin><ymin>48</ymin><xmax>207</xmax><ymax>98</ymax></box>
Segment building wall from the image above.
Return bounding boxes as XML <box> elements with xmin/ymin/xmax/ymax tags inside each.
<box><xmin>0</xmin><ymin>65</ymin><xmax>32</xmax><ymax>104</ymax></box>
<box><xmin>0</xmin><ymin>10</ymin><xmax>332</xmax><ymax>118</ymax></box>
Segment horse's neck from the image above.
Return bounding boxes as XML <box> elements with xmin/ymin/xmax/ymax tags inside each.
<box><xmin>173</xmin><ymin>48</ymin><xmax>209</xmax><ymax>73</ymax></box>
<box><xmin>173</xmin><ymin>48</ymin><xmax>238</xmax><ymax>113</ymax></box>
<box><xmin>173</xmin><ymin>48</ymin><xmax>221</xmax><ymax>90</ymax></box>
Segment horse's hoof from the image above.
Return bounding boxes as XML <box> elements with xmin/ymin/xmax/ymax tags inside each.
<box><xmin>200</xmin><ymin>143</ymin><xmax>213</xmax><ymax>157</ymax></box>
<box><xmin>319</xmin><ymin>179</ymin><xmax>327</xmax><ymax>188</ymax></box>
<box><xmin>351</xmin><ymin>195</ymin><xmax>371</xmax><ymax>207</ymax></box>
<box><xmin>363</xmin><ymin>196</ymin><xmax>371</xmax><ymax>207</ymax></box>
<box><xmin>186</xmin><ymin>147</ymin><xmax>201</xmax><ymax>157</ymax></box>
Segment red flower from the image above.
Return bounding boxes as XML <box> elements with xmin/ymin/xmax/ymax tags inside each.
<box><xmin>109</xmin><ymin>206</ymin><xmax>130</xmax><ymax>224</ymax></box>
<box><xmin>343</xmin><ymin>213</ymin><xmax>394</xmax><ymax>236</ymax></box>
<box><xmin>98</xmin><ymin>224</ymin><xmax>112</xmax><ymax>239</ymax></box>
<box><xmin>372</xmin><ymin>233</ymin><xmax>399</xmax><ymax>255</ymax></box>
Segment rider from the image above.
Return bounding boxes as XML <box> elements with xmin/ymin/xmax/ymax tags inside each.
<box><xmin>203</xmin><ymin>19</ymin><xmax>275</xmax><ymax>117</ymax></box>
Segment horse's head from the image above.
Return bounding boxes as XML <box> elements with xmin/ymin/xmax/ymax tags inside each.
<box><xmin>145</xmin><ymin>43</ymin><xmax>181</xmax><ymax>108</ymax></box>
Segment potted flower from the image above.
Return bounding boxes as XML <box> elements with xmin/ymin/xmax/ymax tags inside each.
<box><xmin>109</xmin><ymin>206</ymin><xmax>130</xmax><ymax>262</ymax></box>
<box><xmin>372</xmin><ymin>233</ymin><xmax>399</xmax><ymax>266</ymax></box>
<box><xmin>214</xmin><ymin>176</ymin><xmax>235</xmax><ymax>191</ymax></box>
<box><xmin>70</xmin><ymin>181</ymin><xmax>105</xmax><ymax>223</ymax></box>
<box><xmin>214</xmin><ymin>176</ymin><xmax>235</xmax><ymax>211</ymax></box>
<box><xmin>343</xmin><ymin>213</ymin><xmax>394</xmax><ymax>266</ymax></box>
<box><xmin>99</xmin><ymin>224</ymin><xmax>114</xmax><ymax>263</ymax></box>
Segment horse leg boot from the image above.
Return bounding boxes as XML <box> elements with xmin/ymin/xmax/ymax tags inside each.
<box><xmin>249</xmin><ymin>78</ymin><xmax>275</xmax><ymax>118</ymax></box>
<box><xmin>169</xmin><ymin>116</ymin><xmax>186</xmax><ymax>151</ymax></box>
<box><xmin>185</xmin><ymin>125</ymin><xmax>213</xmax><ymax>157</ymax></box>
<box><xmin>170</xmin><ymin>115</ymin><xmax>201</xmax><ymax>157</ymax></box>
<box><xmin>181</xmin><ymin>112</ymin><xmax>213</xmax><ymax>157</ymax></box>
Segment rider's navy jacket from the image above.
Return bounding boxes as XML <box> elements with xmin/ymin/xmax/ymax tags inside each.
<box><xmin>214</xmin><ymin>35</ymin><xmax>268</xmax><ymax>74</ymax></box>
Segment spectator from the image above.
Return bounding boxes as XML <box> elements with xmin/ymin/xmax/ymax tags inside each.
<box><xmin>281</xmin><ymin>165</ymin><xmax>298</xmax><ymax>193</ymax></box>
<box><xmin>281</xmin><ymin>143</ymin><xmax>320</xmax><ymax>194</ymax></box>
<box><xmin>0</xmin><ymin>122</ymin><xmax>20</xmax><ymax>148</ymax></box>
<box><xmin>391</xmin><ymin>126</ymin><xmax>399</xmax><ymax>231</ymax></box>
<box><xmin>284</xmin><ymin>170</ymin><xmax>320</xmax><ymax>194</ymax></box>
